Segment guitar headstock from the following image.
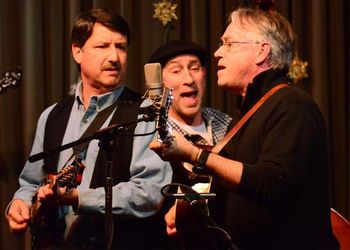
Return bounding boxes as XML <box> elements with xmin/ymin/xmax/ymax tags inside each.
<box><xmin>0</xmin><ymin>67</ymin><xmax>22</xmax><ymax>95</ymax></box>
<box><xmin>157</xmin><ymin>87</ymin><xmax>173</xmax><ymax>142</ymax></box>
<box><xmin>55</xmin><ymin>157</ymin><xmax>85</xmax><ymax>189</ymax></box>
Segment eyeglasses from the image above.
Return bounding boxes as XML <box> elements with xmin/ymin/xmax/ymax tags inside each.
<box><xmin>219</xmin><ymin>40</ymin><xmax>260</xmax><ymax>52</ymax></box>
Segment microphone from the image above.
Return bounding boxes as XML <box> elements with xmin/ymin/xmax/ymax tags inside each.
<box><xmin>141</xmin><ymin>63</ymin><xmax>173</xmax><ymax>140</ymax></box>
<box><xmin>143</xmin><ymin>63</ymin><xmax>163</xmax><ymax>99</ymax></box>
<box><xmin>140</xmin><ymin>63</ymin><xmax>164</xmax><ymax>121</ymax></box>
<box><xmin>143</xmin><ymin>63</ymin><xmax>173</xmax><ymax>110</ymax></box>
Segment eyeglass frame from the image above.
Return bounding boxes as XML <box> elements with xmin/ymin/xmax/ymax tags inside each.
<box><xmin>218</xmin><ymin>40</ymin><xmax>260</xmax><ymax>52</ymax></box>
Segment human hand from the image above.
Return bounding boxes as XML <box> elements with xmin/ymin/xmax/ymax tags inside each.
<box><xmin>37</xmin><ymin>184</ymin><xmax>55</xmax><ymax>202</ymax></box>
<box><xmin>149</xmin><ymin>130</ymin><xmax>200</xmax><ymax>163</ymax></box>
<box><xmin>37</xmin><ymin>184</ymin><xmax>78</xmax><ymax>208</ymax></box>
<box><xmin>6</xmin><ymin>199</ymin><xmax>30</xmax><ymax>234</ymax></box>
<box><xmin>164</xmin><ymin>205</ymin><xmax>178</xmax><ymax>236</ymax></box>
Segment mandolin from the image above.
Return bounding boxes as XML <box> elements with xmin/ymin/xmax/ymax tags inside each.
<box><xmin>30</xmin><ymin>157</ymin><xmax>85</xmax><ymax>250</ymax></box>
<box><xmin>0</xmin><ymin>67</ymin><xmax>21</xmax><ymax>95</ymax></box>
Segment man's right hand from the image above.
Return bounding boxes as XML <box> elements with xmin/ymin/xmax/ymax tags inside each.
<box><xmin>164</xmin><ymin>205</ymin><xmax>178</xmax><ymax>236</ymax></box>
<box><xmin>6</xmin><ymin>199</ymin><xmax>30</xmax><ymax>234</ymax></box>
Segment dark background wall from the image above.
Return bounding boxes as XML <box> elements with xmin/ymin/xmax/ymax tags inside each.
<box><xmin>0</xmin><ymin>0</ymin><xmax>348</xmax><ymax>249</ymax></box>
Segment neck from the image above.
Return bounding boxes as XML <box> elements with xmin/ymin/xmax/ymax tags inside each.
<box><xmin>81</xmin><ymin>83</ymin><xmax>116</xmax><ymax>109</ymax></box>
<box><xmin>240</xmin><ymin>66</ymin><xmax>271</xmax><ymax>97</ymax></box>
<box><xmin>81</xmin><ymin>87</ymin><xmax>98</xmax><ymax>109</ymax></box>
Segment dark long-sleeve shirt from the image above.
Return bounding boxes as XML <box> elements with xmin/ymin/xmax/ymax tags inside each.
<box><xmin>212</xmin><ymin>69</ymin><xmax>339</xmax><ymax>250</ymax></box>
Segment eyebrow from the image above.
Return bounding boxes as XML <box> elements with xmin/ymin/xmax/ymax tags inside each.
<box><xmin>167</xmin><ymin>58</ymin><xmax>201</xmax><ymax>66</ymax></box>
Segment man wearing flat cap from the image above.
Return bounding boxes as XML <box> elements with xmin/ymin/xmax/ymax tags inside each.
<box><xmin>149</xmin><ymin>40</ymin><xmax>232</xmax><ymax>155</ymax></box>
<box><xmin>149</xmin><ymin>40</ymin><xmax>232</xmax><ymax>249</ymax></box>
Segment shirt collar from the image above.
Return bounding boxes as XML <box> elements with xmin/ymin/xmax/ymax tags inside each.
<box><xmin>75</xmin><ymin>81</ymin><xmax>125</xmax><ymax>111</ymax></box>
<box><xmin>241</xmin><ymin>68</ymin><xmax>291</xmax><ymax>114</ymax></box>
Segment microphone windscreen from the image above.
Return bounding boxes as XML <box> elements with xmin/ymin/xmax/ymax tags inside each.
<box><xmin>144</xmin><ymin>63</ymin><xmax>163</xmax><ymax>96</ymax></box>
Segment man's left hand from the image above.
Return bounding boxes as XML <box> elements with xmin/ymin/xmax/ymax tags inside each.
<box><xmin>149</xmin><ymin>130</ymin><xmax>199</xmax><ymax>163</ymax></box>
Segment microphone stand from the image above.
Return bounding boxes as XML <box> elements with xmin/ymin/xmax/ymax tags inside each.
<box><xmin>29</xmin><ymin>115</ymin><xmax>153</xmax><ymax>250</ymax></box>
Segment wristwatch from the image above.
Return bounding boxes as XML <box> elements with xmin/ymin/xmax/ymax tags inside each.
<box><xmin>193</xmin><ymin>149</ymin><xmax>211</xmax><ymax>175</ymax></box>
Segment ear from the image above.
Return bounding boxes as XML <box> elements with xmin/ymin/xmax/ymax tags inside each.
<box><xmin>202</xmin><ymin>66</ymin><xmax>206</xmax><ymax>77</ymax></box>
<box><xmin>71</xmin><ymin>43</ymin><xmax>83</xmax><ymax>64</ymax></box>
<box><xmin>255</xmin><ymin>42</ymin><xmax>271</xmax><ymax>65</ymax></box>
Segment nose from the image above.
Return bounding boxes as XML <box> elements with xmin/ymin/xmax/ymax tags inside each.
<box><xmin>214</xmin><ymin>46</ymin><xmax>223</xmax><ymax>60</ymax></box>
<box><xmin>182</xmin><ymin>69</ymin><xmax>195</xmax><ymax>85</ymax></box>
<box><xmin>107</xmin><ymin>46</ymin><xmax>119</xmax><ymax>62</ymax></box>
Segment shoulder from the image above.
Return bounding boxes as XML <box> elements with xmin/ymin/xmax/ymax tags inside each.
<box><xmin>202</xmin><ymin>107</ymin><xmax>232</xmax><ymax>142</ymax></box>
<box><xmin>271</xmin><ymin>85</ymin><xmax>323</xmax><ymax>116</ymax></box>
<box><xmin>46</xmin><ymin>95</ymin><xmax>75</xmax><ymax>116</ymax></box>
<box><xmin>120</xmin><ymin>87</ymin><xmax>142</xmax><ymax>103</ymax></box>
<box><xmin>42</xmin><ymin>102</ymin><xmax>58</xmax><ymax>113</ymax></box>
<box><xmin>33</xmin><ymin>102</ymin><xmax>58</xmax><ymax>135</ymax></box>
<box><xmin>263</xmin><ymin>85</ymin><xmax>326</xmax><ymax>132</ymax></box>
<box><xmin>202</xmin><ymin>107</ymin><xmax>232</xmax><ymax>123</ymax></box>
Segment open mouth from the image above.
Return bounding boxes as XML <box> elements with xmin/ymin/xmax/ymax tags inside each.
<box><xmin>179</xmin><ymin>90</ymin><xmax>199</xmax><ymax>106</ymax></box>
<box><xmin>217</xmin><ymin>65</ymin><xmax>225</xmax><ymax>71</ymax></box>
<box><xmin>180</xmin><ymin>90</ymin><xmax>198</xmax><ymax>99</ymax></box>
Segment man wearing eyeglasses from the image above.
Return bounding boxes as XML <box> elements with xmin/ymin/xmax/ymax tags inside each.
<box><xmin>150</xmin><ymin>7</ymin><xmax>339</xmax><ymax>250</ymax></box>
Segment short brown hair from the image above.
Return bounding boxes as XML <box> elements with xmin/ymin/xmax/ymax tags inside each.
<box><xmin>71</xmin><ymin>9</ymin><xmax>131</xmax><ymax>48</ymax></box>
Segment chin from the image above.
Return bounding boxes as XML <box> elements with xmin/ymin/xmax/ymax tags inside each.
<box><xmin>104</xmin><ymin>78</ymin><xmax>123</xmax><ymax>88</ymax></box>
<box><xmin>217</xmin><ymin>81</ymin><xmax>225</xmax><ymax>88</ymax></box>
<box><xmin>184</xmin><ymin>108</ymin><xmax>201</xmax><ymax>118</ymax></box>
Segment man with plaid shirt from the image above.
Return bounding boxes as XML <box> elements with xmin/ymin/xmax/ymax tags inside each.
<box><xmin>149</xmin><ymin>40</ymin><xmax>232</xmax><ymax>183</ymax></box>
<box><xmin>148</xmin><ymin>40</ymin><xmax>232</xmax><ymax>249</ymax></box>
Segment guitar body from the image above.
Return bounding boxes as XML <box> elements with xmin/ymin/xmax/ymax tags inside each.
<box><xmin>169</xmin><ymin>149</ymin><xmax>235</xmax><ymax>249</ymax></box>
<box><xmin>175</xmin><ymin>196</ymin><xmax>218</xmax><ymax>250</ymax></box>
<box><xmin>172</xmin><ymin>176</ymin><xmax>234</xmax><ymax>250</ymax></box>
<box><xmin>173</xmin><ymin>177</ymin><xmax>224</xmax><ymax>249</ymax></box>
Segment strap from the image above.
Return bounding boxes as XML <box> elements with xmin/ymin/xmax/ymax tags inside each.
<box><xmin>72</xmin><ymin>100</ymin><xmax>119</xmax><ymax>154</ymax></box>
<box><xmin>58</xmin><ymin>100</ymin><xmax>119</xmax><ymax>169</ymax></box>
<box><xmin>211</xmin><ymin>83</ymin><xmax>289</xmax><ymax>154</ymax></box>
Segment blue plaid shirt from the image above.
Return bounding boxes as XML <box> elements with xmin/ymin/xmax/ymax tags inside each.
<box><xmin>168</xmin><ymin>107</ymin><xmax>232</xmax><ymax>146</ymax></box>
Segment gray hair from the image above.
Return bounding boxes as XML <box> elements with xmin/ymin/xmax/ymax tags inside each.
<box><xmin>230</xmin><ymin>8</ymin><xmax>295</xmax><ymax>69</ymax></box>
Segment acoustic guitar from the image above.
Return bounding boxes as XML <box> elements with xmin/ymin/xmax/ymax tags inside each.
<box><xmin>157</xmin><ymin>118</ymin><xmax>233</xmax><ymax>248</ymax></box>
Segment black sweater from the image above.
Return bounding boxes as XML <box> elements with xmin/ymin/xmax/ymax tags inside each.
<box><xmin>211</xmin><ymin>69</ymin><xmax>339</xmax><ymax>250</ymax></box>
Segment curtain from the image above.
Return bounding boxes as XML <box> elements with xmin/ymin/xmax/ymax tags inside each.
<box><xmin>0</xmin><ymin>0</ymin><xmax>349</xmax><ymax>249</ymax></box>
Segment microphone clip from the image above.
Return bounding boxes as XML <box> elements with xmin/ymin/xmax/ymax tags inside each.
<box><xmin>138</xmin><ymin>104</ymin><xmax>159</xmax><ymax>122</ymax></box>
<box><xmin>161</xmin><ymin>183</ymin><xmax>216</xmax><ymax>202</ymax></box>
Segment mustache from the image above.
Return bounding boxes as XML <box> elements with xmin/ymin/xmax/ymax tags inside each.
<box><xmin>101</xmin><ymin>62</ymin><xmax>122</xmax><ymax>71</ymax></box>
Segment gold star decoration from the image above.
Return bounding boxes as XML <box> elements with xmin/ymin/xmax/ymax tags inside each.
<box><xmin>153</xmin><ymin>0</ymin><xmax>178</xmax><ymax>26</ymax></box>
<box><xmin>288</xmin><ymin>53</ymin><xmax>309</xmax><ymax>83</ymax></box>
